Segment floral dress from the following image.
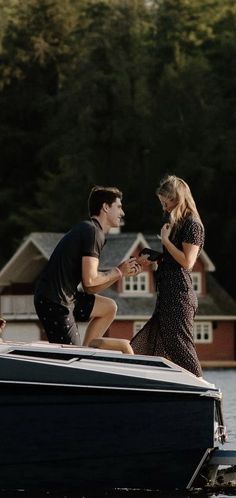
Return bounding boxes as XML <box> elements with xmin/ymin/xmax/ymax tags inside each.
<box><xmin>130</xmin><ymin>216</ymin><xmax>204</xmax><ymax>377</ymax></box>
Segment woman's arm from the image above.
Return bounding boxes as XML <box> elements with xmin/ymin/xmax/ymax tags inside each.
<box><xmin>161</xmin><ymin>223</ymin><xmax>199</xmax><ymax>270</ymax></box>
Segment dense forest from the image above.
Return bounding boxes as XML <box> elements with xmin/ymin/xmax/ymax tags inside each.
<box><xmin>0</xmin><ymin>0</ymin><xmax>236</xmax><ymax>298</ymax></box>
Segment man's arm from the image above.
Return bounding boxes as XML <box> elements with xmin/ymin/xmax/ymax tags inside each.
<box><xmin>82</xmin><ymin>256</ymin><xmax>140</xmax><ymax>294</ymax></box>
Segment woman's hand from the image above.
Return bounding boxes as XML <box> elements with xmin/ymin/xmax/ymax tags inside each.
<box><xmin>136</xmin><ymin>255</ymin><xmax>155</xmax><ymax>271</ymax></box>
<box><xmin>160</xmin><ymin>223</ymin><xmax>172</xmax><ymax>246</ymax></box>
<box><xmin>160</xmin><ymin>226</ymin><xmax>200</xmax><ymax>270</ymax></box>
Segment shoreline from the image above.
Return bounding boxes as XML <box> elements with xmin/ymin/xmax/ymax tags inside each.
<box><xmin>201</xmin><ymin>361</ymin><xmax>236</xmax><ymax>369</ymax></box>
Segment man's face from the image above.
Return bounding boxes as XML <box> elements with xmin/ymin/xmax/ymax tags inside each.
<box><xmin>106</xmin><ymin>198</ymin><xmax>125</xmax><ymax>227</ymax></box>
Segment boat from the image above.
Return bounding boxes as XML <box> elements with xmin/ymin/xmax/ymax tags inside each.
<box><xmin>0</xmin><ymin>340</ymin><xmax>235</xmax><ymax>491</ymax></box>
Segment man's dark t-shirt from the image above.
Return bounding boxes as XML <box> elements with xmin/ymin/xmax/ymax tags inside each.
<box><xmin>35</xmin><ymin>219</ymin><xmax>105</xmax><ymax>306</ymax></box>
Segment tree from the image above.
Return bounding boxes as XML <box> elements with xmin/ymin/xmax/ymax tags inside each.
<box><xmin>24</xmin><ymin>0</ymin><xmax>155</xmax><ymax>230</ymax></box>
<box><xmin>146</xmin><ymin>0</ymin><xmax>236</xmax><ymax>296</ymax></box>
<box><xmin>0</xmin><ymin>0</ymin><xmax>79</xmax><ymax>259</ymax></box>
<box><xmin>0</xmin><ymin>0</ymin><xmax>236</xmax><ymax>299</ymax></box>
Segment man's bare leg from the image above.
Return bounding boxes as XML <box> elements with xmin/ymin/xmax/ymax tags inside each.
<box><xmin>89</xmin><ymin>337</ymin><xmax>134</xmax><ymax>354</ymax></box>
<box><xmin>82</xmin><ymin>294</ymin><xmax>117</xmax><ymax>346</ymax></box>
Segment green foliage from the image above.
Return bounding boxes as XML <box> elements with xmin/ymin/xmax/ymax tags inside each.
<box><xmin>0</xmin><ymin>0</ymin><xmax>236</xmax><ymax>298</ymax></box>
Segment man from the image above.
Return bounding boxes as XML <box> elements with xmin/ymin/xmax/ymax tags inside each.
<box><xmin>34</xmin><ymin>186</ymin><xmax>141</xmax><ymax>348</ymax></box>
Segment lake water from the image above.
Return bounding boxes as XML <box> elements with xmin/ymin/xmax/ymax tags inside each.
<box><xmin>203</xmin><ymin>369</ymin><xmax>236</xmax><ymax>449</ymax></box>
<box><xmin>1</xmin><ymin>369</ymin><xmax>235</xmax><ymax>498</ymax></box>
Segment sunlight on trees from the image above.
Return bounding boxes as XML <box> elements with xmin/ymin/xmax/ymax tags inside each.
<box><xmin>0</xmin><ymin>0</ymin><xmax>236</xmax><ymax>298</ymax></box>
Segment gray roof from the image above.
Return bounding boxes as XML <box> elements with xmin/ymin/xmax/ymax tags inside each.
<box><xmin>100</xmin><ymin>233</ymin><xmax>162</xmax><ymax>268</ymax></box>
<box><xmin>102</xmin><ymin>273</ymin><xmax>236</xmax><ymax>318</ymax></box>
<box><xmin>198</xmin><ymin>273</ymin><xmax>236</xmax><ymax>316</ymax></box>
<box><xmin>30</xmin><ymin>231</ymin><xmax>162</xmax><ymax>268</ymax></box>
<box><xmin>0</xmin><ymin>231</ymin><xmax>235</xmax><ymax>319</ymax></box>
<box><xmin>99</xmin><ymin>234</ymin><xmax>236</xmax><ymax>318</ymax></box>
<box><xmin>102</xmin><ymin>286</ymin><xmax>156</xmax><ymax>317</ymax></box>
<box><xmin>30</xmin><ymin>232</ymin><xmax>64</xmax><ymax>259</ymax></box>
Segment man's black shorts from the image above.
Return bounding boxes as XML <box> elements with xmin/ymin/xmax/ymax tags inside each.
<box><xmin>34</xmin><ymin>292</ymin><xmax>95</xmax><ymax>345</ymax></box>
<box><xmin>73</xmin><ymin>291</ymin><xmax>95</xmax><ymax>322</ymax></box>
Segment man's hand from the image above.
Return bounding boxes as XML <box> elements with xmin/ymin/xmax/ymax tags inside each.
<box><xmin>136</xmin><ymin>255</ymin><xmax>155</xmax><ymax>271</ymax></box>
<box><xmin>118</xmin><ymin>257</ymin><xmax>142</xmax><ymax>277</ymax></box>
<box><xmin>82</xmin><ymin>256</ymin><xmax>142</xmax><ymax>293</ymax></box>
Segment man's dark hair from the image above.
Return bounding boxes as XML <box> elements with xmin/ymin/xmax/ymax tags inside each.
<box><xmin>88</xmin><ymin>186</ymin><xmax>123</xmax><ymax>216</ymax></box>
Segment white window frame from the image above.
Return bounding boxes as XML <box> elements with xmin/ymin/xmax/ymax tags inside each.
<box><xmin>191</xmin><ymin>272</ymin><xmax>202</xmax><ymax>294</ymax></box>
<box><xmin>194</xmin><ymin>322</ymin><xmax>213</xmax><ymax>343</ymax></box>
<box><xmin>122</xmin><ymin>272</ymin><xmax>149</xmax><ymax>295</ymax></box>
<box><xmin>133</xmin><ymin>321</ymin><xmax>146</xmax><ymax>336</ymax></box>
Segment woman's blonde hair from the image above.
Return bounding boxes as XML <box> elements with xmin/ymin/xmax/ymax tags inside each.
<box><xmin>156</xmin><ymin>175</ymin><xmax>202</xmax><ymax>226</ymax></box>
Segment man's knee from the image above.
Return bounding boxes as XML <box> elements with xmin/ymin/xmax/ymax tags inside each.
<box><xmin>107</xmin><ymin>298</ymin><xmax>118</xmax><ymax>317</ymax></box>
<box><xmin>100</xmin><ymin>297</ymin><xmax>117</xmax><ymax>319</ymax></box>
<box><xmin>91</xmin><ymin>296</ymin><xmax>118</xmax><ymax>319</ymax></box>
<box><xmin>102</xmin><ymin>298</ymin><xmax>117</xmax><ymax>319</ymax></box>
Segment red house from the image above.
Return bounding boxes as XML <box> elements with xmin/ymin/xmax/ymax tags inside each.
<box><xmin>0</xmin><ymin>231</ymin><xmax>235</xmax><ymax>366</ymax></box>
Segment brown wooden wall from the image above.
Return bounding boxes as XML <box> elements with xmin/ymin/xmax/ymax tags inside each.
<box><xmin>107</xmin><ymin>319</ymin><xmax>236</xmax><ymax>361</ymax></box>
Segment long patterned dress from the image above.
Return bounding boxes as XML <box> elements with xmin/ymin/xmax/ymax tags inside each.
<box><xmin>130</xmin><ymin>216</ymin><xmax>204</xmax><ymax>377</ymax></box>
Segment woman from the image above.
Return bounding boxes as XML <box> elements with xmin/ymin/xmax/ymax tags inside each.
<box><xmin>131</xmin><ymin>174</ymin><xmax>204</xmax><ymax>377</ymax></box>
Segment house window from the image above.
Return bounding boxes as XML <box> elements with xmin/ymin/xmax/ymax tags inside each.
<box><xmin>194</xmin><ymin>322</ymin><xmax>213</xmax><ymax>343</ymax></box>
<box><xmin>123</xmin><ymin>272</ymin><xmax>149</xmax><ymax>294</ymax></box>
<box><xmin>192</xmin><ymin>272</ymin><xmax>202</xmax><ymax>294</ymax></box>
<box><xmin>133</xmin><ymin>321</ymin><xmax>146</xmax><ymax>336</ymax></box>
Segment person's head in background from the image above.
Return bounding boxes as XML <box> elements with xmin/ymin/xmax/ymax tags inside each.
<box><xmin>156</xmin><ymin>174</ymin><xmax>202</xmax><ymax>226</ymax></box>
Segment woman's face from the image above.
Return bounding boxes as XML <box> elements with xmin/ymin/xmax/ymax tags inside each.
<box><xmin>158</xmin><ymin>194</ymin><xmax>177</xmax><ymax>213</ymax></box>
